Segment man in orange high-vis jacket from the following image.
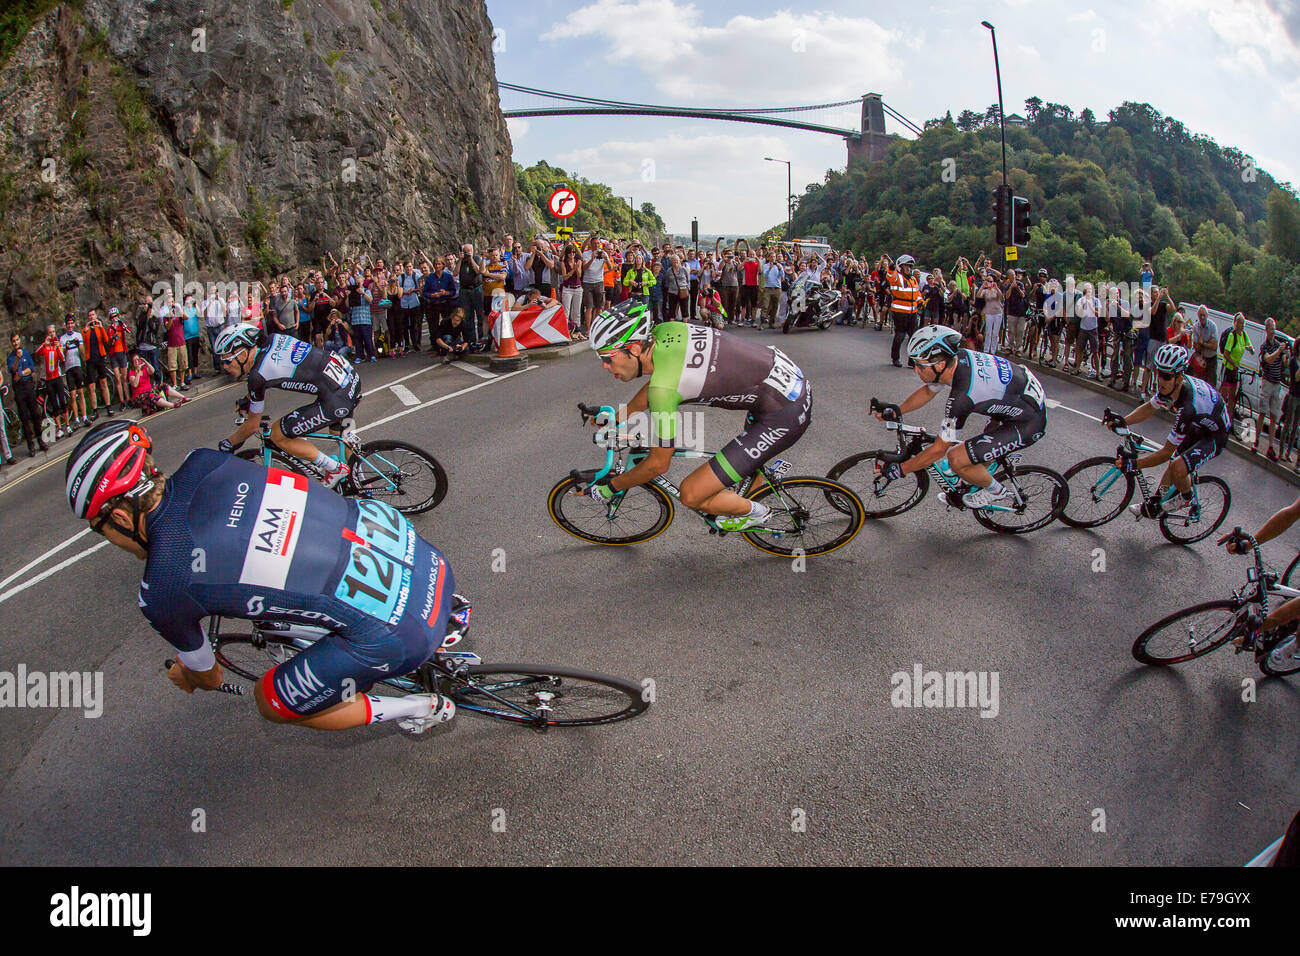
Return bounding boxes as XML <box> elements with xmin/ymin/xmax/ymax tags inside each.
<box><xmin>888</xmin><ymin>254</ymin><xmax>921</xmax><ymax>367</ymax></box>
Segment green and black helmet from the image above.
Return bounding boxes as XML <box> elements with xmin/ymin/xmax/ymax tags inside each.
<box><xmin>589</xmin><ymin>299</ymin><xmax>654</xmax><ymax>354</ymax></box>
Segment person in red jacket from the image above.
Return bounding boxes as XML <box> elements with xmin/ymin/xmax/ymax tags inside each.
<box><xmin>34</xmin><ymin>324</ymin><xmax>72</xmax><ymax>439</ymax></box>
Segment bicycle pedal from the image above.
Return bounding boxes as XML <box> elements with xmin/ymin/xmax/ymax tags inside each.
<box><xmin>435</xmin><ymin>651</ymin><xmax>481</xmax><ymax>666</ymax></box>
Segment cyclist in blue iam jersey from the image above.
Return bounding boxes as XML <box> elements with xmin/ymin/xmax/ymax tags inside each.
<box><xmin>65</xmin><ymin>421</ymin><xmax>457</xmax><ymax>733</ymax></box>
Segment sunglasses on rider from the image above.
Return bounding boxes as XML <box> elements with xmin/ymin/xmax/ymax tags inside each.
<box><xmin>599</xmin><ymin>348</ymin><xmax>630</xmax><ymax>366</ymax></box>
<box><xmin>1156</xmin><ymin>370</ymin><xmax>1177</xmax><ymax>381</ymax></box>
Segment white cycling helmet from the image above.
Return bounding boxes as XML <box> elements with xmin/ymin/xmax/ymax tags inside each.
<box><xmin>589</xmin><ymin>299</ymin><xmax>654</xmax><ymax>354</ymax></box>
<box><xmin>1153</xmin><ymin>343</ymin><xmax>1189</xmax><ymax>375</ymax></box>
<box><xmin>908</xmin><ymin>325</ymin><xmax>963</xmax><ymax>363</ymax></box>
<box><xmin>213</xmin><ymin>323</ymin><xmax>261</xmax><ymax>359</ymax></box>
<box><xmin>894</xmin><ymin>254</ymin><xmax>915</xmax><ymax>270</ymax></box>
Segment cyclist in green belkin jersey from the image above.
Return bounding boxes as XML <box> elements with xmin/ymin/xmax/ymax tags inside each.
<box><xmin>587</xmin><ymin>299</ymin><xmax>812</xmax><ymax>531</ymax></box>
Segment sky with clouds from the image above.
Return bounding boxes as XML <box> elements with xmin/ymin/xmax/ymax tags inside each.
<box><xmin>486</xmin><ymin>0</ymin><xmax>1300</xmax><ymax>235</ymax></box>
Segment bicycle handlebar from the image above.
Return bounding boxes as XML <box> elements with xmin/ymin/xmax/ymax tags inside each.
<box><xmin>870</xmin><ymin>397</ymin><xmax>901</xmax><ymax>421</ymax></box>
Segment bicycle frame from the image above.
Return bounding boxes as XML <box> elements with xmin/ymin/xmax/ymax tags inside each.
<box><xmin>880</xmin><ymin>420</ymin><xmax>1025</xmax><ymax>515</ymax></box>
<box><xmin>240</xmin><ymin>412</ymin><xmax>404</xmax><ymax>496</ymax></box>
<box><xmin>1106</xmin><ymin>423</ymin><xmax>1206</xmax><ymax>520</ymax></box>
<box><xmin>583</xmin><ymin>403</ymin><xmax>796</xmax><ymax>532</ymax></box>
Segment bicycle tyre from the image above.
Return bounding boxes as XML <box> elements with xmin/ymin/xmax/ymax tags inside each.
<box><xmin>972</xmin><ymin>464</ymin><xmax>1068</xmax><ymax>534</ymax></box>
<box><xmin>1258</xmin><ymin>630</ymin><xmax>1300</xmax><ymax>677</ymax></box>
<box><xmin>1159</xmin><ymin>474</ymin><xmax>1230</xmax><ymax>545</ymax></box>
<box><xmin>1060</xmin><ymin>456</ymin><xmax>1135</xmax><ymax>528</ymax></box>
<box><xmin>450</xmin><ymin>663</ymin><xmax>649</xmax><ymax>726</ymax></box>
<box><xmin>1132</xmin><ymin>599</ymin><xmax>1242</xmax><ymax>665</ymax></box>
<box><xmin>827</xmin><ymin>450</ymin><xmax>929</xmax><ymax>518</ymax></box>
<box><xmin>1281</xmin><ymin>552</ymin><xmax>1300</xmax><ymax>587</ymax></box>
<box><xmin>350</xmin><ymin>439</ymin><xmax>448</xmax><ymax>514</ymax></box>
<box><xmin>547</xmin><ymin>476</ymin><xmax>674</xmax><ymax>545</ymax></box>
<box><xmin>741</xmin><ymin>476</ymin><xmax>864</xmax><ymax>557</ymax></box>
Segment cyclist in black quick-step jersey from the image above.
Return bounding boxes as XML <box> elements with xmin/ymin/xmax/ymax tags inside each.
<box><xmin>215</xmin><ymin>324</ymin><xmax>361</xmax><ymax>488</ymax></box>
<box><xmin>587</xmin><ymin>299</ymin><xmax>811</xmax><ymax>531</ymax></box>
<box><xmin>874</xmin><ymin>324</ymin><xmax>1048</xmax><ymax>509</ymax></box>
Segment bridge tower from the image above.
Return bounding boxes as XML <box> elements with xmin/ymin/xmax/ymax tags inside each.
<box><xmin>847</xmin><ymin>93</ymin><xmax>893</xmax><ymax>167</ymax></box>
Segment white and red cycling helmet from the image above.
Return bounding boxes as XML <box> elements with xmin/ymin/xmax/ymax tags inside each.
<box><xmin>65</xmin><ymin>421</ymin><xmax>156</xmax><ymax>521</ymax></box>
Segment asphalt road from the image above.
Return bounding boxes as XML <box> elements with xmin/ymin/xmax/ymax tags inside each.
<box><xmin>2</xmin><ymin>328</ymin><xmax>1298</xmax><ymax>866</ymax></box>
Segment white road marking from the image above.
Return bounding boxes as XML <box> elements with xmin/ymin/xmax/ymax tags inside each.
<box><xmin>361</xmin><ymin>362</ymin><xmax>445</xmax><ymax>397</ymax></box>
<box><xmin>1044</xmin><ymin>397</ymin><xmax>1102</xmax><ymax>423</ymax></box>
<box><xmin>358</xmin><ymin>365</ymin><xmax>536</xmax><ymax>433</ymax></box>
<box><xmin>451</xmin><ymin>361</ymin><xmax>496</xmax><ymax>380</ymax></box>
<box><xmin>389</xmin><ymin>383</ymin><xmax>420</xmax><ymax>406</ymax></box>
<box><xmin>0</xmin><ymin>528</ymin><xmax>92</xmax><ymax>591</ymax></box>
<box><xmin>0</xmin><ymin>541</ymin><xmax>110</xmax><ymax>605</ymax></box>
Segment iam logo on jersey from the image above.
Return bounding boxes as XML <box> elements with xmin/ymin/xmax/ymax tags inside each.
<box><xmin>238</xmin><ymin>469</ymin><xmax>309</xmax><ymax>589</ymax></box>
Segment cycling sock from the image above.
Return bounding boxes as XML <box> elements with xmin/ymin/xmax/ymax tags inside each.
<box><xmin>985</xmin><ymin>478</ymin><xmax>1003</xmax><ymax>495</ymax></box>
<box><xmin>314</xmin><ymin>452</ymin><xmax>341</xmax><ymax>474</ymax></box>
<box><xmin>364</xmin><ymin>694</ymin><xmax>432</xmax><ymax>725</ymax></box>
<box><xmin>745</xmin><ymin>500</ymin><xmax>771</xmax><ymax>521</ymax></box>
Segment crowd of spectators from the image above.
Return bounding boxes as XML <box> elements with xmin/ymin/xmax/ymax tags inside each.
<box><xmin>4</xmin><ymin>233</ymin><xmax>1297</xmax><ymax>473</ymax></box>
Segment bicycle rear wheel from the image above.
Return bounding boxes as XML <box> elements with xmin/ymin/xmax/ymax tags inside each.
<box><xmin>547</xmin><ymin>476</ymin><xmax>674</xmax><ymax>545</ymax></box>
<box><xmin>1060</xmin><ymin>456</ymin><xmax>1135</xmax><ymax>528</ymax></box>
<box><xmin>349</xmin><ymin>440</ymin><xmax>447</xmax><ymax>514</ymax></box>
<box><xmin>827</xmin><ymin>450</ymin><xmax>929</xmax><ymax>518</ymax></box>
<box><xmin>972</xmin><ymin>464</ymin><xmax>1068</xmax><ymax>534</ymax></box>
<box><xmin>1132</xmin><ymin>599</ymin><xmax>1242</xmax><ymax>665</ymax></box>
<box><xmin>1159</xmin><ymin>475</ymin><xmax>1230</xmax><ymax>544</ymax></box>
<box><xmin>1259</xmin><ymin>628</ymin><xmax>1300</xmax><ymax>677</ymax></box>
<box><xmin>449</xmin><ymin>663</ymin><xmax>649</xmax><ymax>726</ymax></box>
<box><xmin>741</xmin><ymin>476</ymin><xmax>864</xmax><ymax>556</ymax></box>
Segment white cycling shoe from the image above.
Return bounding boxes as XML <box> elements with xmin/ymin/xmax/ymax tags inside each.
<box><xmin>962</xmin><ymin>484</ymin><xmax>1009</xmax><ymax>509</ymax></box>
<box><xmin>320</xmin><ymin>462</ymin><xmax>351</xmax><ymax>490</ymax></box>
<box><xmin>1266</xmin><ymin>636</ymin><xmax>1299</xmax><ymax>669</ymax></box>
<box><xmin>397</xmin><ymin>694</ymin><xmax>456</xmax><ymax>735</ymax></box>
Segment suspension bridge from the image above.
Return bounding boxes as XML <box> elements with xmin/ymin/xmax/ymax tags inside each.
<box><xmin>498</xmin><ymin>85</ymin><xmax>923</xmax><ymax>166</ymax></box>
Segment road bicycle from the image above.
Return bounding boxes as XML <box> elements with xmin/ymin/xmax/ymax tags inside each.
<box><xmin>825</xmin><ymin>398</ymin><xmax>1069</xmax><ymax>534</ymax></box>
<box><xmin>548</xmin><ymin>403</ymin><xmax>865</xmax><ymax>557</ymax></box>
<box><xmin>1059</xmin><ymin>408</ymin><xmax>1230</xmax><ymax>544</ymax></box>
<box><xmin>1132</xmin><ymin>528</ymin><xmax>1300</xmax><ymax>676</ymax></box>
<box><xmin>190</xmin><ymin>593</ymin><xmax>650</xmax><ymax>729</ymax></box>
<box><xmin>234</xmin><ymin>402</ymin><xmax>447</xmax><ymax>514</ymax></box>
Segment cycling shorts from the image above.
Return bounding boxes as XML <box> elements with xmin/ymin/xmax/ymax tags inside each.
<box><xmin>109</xmin><ymin>352</ymin><xmax>129</xmax><ymax>371</ymax></box>
<box><xmin>279</xmin><ymin>376</ymin><xmax>361</xmax><ymax>439</ymax></box>
<box><xmin>963</xmin><ymin>406</ymin><xmax>1046</xmax><ymax>466</ymax></box>
<box><xmin>65</xmin><ymin>366</ymin><xmax>86</xmax><ymax>389</ymax></box>
<box><xmin>709</xmin><ymin>381</ymin><xmax>811</xmax><ymax>486</ymax></box>
<box><xmin>85</xmin><ymin>357</ymin><xmax>109</xmax><ymax>382</ymax></box>
<box><xmin>1176</xmin><ymin>430</ymin><xmax>1226</xmax><ymax>474</ymax></box>
<box><xmin>259</xmin><ymin>546</ymin><xmax>451</xmax><ymax>718</ymax></box>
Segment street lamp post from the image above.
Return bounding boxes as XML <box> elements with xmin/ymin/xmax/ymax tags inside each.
<box><xmin>980</xmin><ymin>22</ymin><xmax>1009</xmax><ymax>187</ymax></box>
<box><xmin>764</xmin><ymin>156</ymin><xmax>792</xmax><ymax>235</ymax></box>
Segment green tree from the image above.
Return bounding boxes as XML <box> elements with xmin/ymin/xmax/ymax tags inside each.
<box><xmin>1154</xmin><ymin>248</ymin><xmax>1224</xmax><ymax>304</ymax></box>
<box><xmin>1267</xmin><ymin>188</ymin><xmax>1300</xmax><ymax>263</ymax></box>
<box><xmin>1090</xmin><ymin>235</ymin><xmax>1143</xmax><ymax>279</ymax></box>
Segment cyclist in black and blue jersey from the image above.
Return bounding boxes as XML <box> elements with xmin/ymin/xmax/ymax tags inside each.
<box><xmin>215</xmin><ymin>324</ymin><xmax>361</xmax><ymax>488</ymax></box>
<box><xmin>873</xmin><ymin>325</ymin><xmax>1048</xmax><ymax>509</ymax></box>
<box><xmin>65</xmin><ymin>421</ymin><xmax>456</xmax><ymax>734</ymax></box>
<box><xmin>1109</xmin><ymin>343</ymin><xmax>1230</xmax><ymax>518</ymax></box>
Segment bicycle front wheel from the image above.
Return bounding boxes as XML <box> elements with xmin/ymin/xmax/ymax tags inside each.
<box><xmin>827</xmin><ymin>451</ymin><xmax>929</xmax><ymax>518</ymax></box>
<box><xmin>1159</xmin><ymin>475</ymin><xmax>1230</xmax><ymax>544</ymax></box>
<box><xmin>350</xmin><ymin>440</ymin><xmax>448</xmax><ymax>514</ymax></box>
<box><xmin>1060</xmin><ymin>456</ymin><xmax>1135</xmax><ymax>528</ymax></box>
<box><xmin>449</xmin><ymin>663</ymin><xmax>649</xmax><ymax>726</ymax></box>
<box><xmin>742</xmin><ymin>476</ymin><xmax>865</xmax><ymax>557</ymax></box>
<box><xmin>547</xmin><ymin>476</ymin><xmax>674</xmax><ymax>545</ymax></box>
<box><xmin>972</xmin><ymin>464</ymin><xmax>1068</xmax><ymax>534</ymax></box>
<box><xmin>1133</xmin><ymin>599</ymin><xmax>1243</xmax><ymax>665</ymax></box>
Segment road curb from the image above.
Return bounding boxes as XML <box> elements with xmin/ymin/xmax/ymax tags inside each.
<box><xmin>1025</xmin><ymin>352</ymin><xmax>1300</xmax><ymax>488</ymax></box>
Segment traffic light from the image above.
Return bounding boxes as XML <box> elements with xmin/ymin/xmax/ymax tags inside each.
<box><xmin>993</xmin><ymin>184</ymin><xmax>1013</xmax><ymax>246</ymax></box>
<box><xmin>1012</xmin><ymin>196</ymin><xmax>1032</xmax><ymax>247</ymax></box>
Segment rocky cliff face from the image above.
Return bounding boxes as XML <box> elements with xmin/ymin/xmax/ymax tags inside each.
<box><xmin>0</xmin><ymin>0</ymin><xmax>520</xmax><ymax>331</ymax></box>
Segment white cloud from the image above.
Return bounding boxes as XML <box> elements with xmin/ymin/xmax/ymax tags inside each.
<box><xmin>1157</xmin><ymin>0</ymin><xmax>1300</xmax><ymax>64</ymax></box>
<box><xmin>506</xmin><ymin>117</ymin><xmax>530</xmax><ymax>139</ymax></box>
<box><xmin>1218</xmin><ymin>45</ymin><xmax>1267</xmax><ymax>73</ymax></box>
<box><xmin>541</xmin><ymin>1</ymin><xmax>905</xmax><ymax>102</ymax></box>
